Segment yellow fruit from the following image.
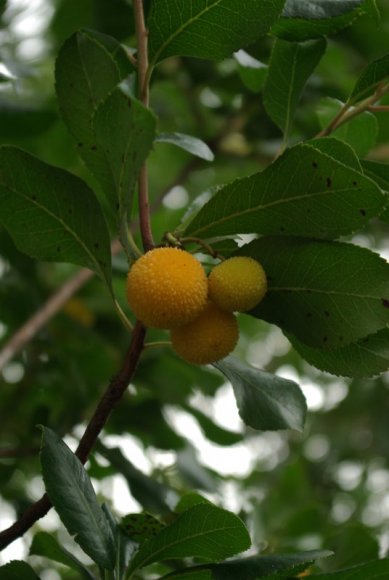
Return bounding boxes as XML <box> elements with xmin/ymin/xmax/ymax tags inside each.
<box><xmin>170</xmin><ymin>301</ymin><xmax>239</xmax><ymax>365</ymax></box>
<box><xmin>126</xmin><ymin>247</ymin><xmax>207</xmax><ymax>329</ymax></box>
<box><xmin>208</xmin><ymin>256</ymin><xmax>267</xmax><ymax>312</ymax></box>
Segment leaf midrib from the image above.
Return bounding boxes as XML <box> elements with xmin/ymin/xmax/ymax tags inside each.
<box><xmin>268</xmin><ymin>287</ymin><xmax>385</xmax><ymax>299</ymax></box>
<box><xmin>150</xmin><ymin>0</ymin><xmax>224</xmax><ymax>65</ymax></box>
<box><xmin>131</xmin><ymin>518</ymin><xmax>243</xmax><ymax>572</ymax></box>
<box><xmin>189</xmin><ymin>184</ymin><xmax>372</xmax><ymax>236</ymax></box>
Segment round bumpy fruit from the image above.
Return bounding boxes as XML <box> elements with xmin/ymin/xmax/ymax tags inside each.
<box><xmin>208</xmin><ymin>256</ymin><xmax>267</xmax><ymax>312</ymax></box>
<box><xmin>170</xmin><ymin>301</ymin><xmax>239</xmax><ymax>365</ymax></box>
<box><xmin>127</xmin><ymin>247</ymin><xmax>208</xmax><ymax>329</ymax></box>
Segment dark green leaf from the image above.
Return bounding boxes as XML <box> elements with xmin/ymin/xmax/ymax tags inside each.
<box><xmin>164</xmin><ymin>550</ymin><xmax>333</xmax><ymax>579</ymax></box>
<box><xmin>30</xmin><ymin>531</ymin><xmax>95</xmax><ymax>580</ymax></box>
<box><xmin>127</xmin><ymin>503</ymin><xmax>251</xmax><ymax>575</ymax></box>
<box><xmin>121</xmin><ymin>513</ymin><xmax>166</xmax><ymax>543</ymax></box>
<box><xmin>288</xmin><ymin>328</ymin><xmax>389</xmax><ymax>378</ymax></box>
<box><xmin>183</xmin><ymin>140</ymin><xmax>385</xmax><ymax>240</ymax></box>
<box><xmin>94</xmin><ymin>87</ymin><xmax>157</xmax><ymax>222</ymax></box>
<box><xmin>309</xmin><ymin>137</ymin><xmax>362</xmax><ymax>171</ymax></box>
<box><xmin>310</xmin><ymin>558</ymin><xmax>389</xmax><ymax>579</ymax></box>
<box><xmin>147</xmin><ymin>0</ymin><xmax>285</xmax><ymax>64</ymax></box>
<box><xmin>0</xmin><ymin>147</ymin><xmax>112</xmax><ymax>287</ymax></box>
<box><xmin>39</xmin><ymin>426</ymin><xmax>116</xmax><ymax>570</ymax></box>
<box><xmin>214</xmin><ymin>356</ymin><xmax>307</xmax><ymax>432</ymax></box>
<box><xmin>156</xmin><ymin>132</ymin><xmax>214</xmax><ymax>161</ymax></box>
<box><xmin>241</xmin><ymin>236</ymin><xmax>389</xmax><ymax>349</ymax></box>
<box><xmin>264</xmin><ymin>38</ymin><xmax>326</xmax><ymax>136</ymax></box>
<box><xmin>317</xmin><ymin>97</ymin><xmax>378</xmax><ymax>156</ymax></box>
<box><xmin>361</xmin><ymin>159</ymin><xmax>389</xmax><ymax>222</ymax></box>
<box><xmin>163</xmin><ymin>572</ymin><xmax>213</xmax><ymax>580</ymax></box>
<box><xmin>273</xmin><ymin>1</ymin><xmax>365</xmax><ymax>41</ymax></box>
<box><xmin>0</xmin><ymin>561</ymin><xmax>40</xmax><ymax>580</ymax></box>
<box><xmin>55</xmin><ymin>29</ymin><xmax>133</xmax><ymax>211</ymax></box>
<box><xmin>349</xmin><ymin>53</ymin><xmax>389</xmax><ymax>105</ymax></box>
<box><xmin>183</xmin><ymin>403</ymin><xmax>243</xmax><ymax>446</ymax></box>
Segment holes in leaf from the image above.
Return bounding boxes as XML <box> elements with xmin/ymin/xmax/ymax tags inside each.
<box><xmin>326</xmin><ymin>177</ymin><xmax>332</xmax><ymax>187</ymax></box>
<box><xmin>324</xmin><ymin>311</ymin><xmax>330</xmax><ymax>318</ymax></box>
<box><xmin>312</xmin><ymin>161</ymin><xmax>318</xmax><ymax>168</ymax></box>
<box><xmin>381</xmin><ymin>298</ymin><xmax>389</xmax><ymax>309</ymax></box>
<box><xmin>360</xmin><ymin>209</ymin><xmax>366</xmax><ymax>216</ymax></box>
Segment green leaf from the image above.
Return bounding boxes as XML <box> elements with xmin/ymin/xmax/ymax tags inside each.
<box><xmin>288</xmin><ymin>328</ymin><xmax>389</xmax><ymax>378</ymax></box>
<box><xmin>317</xmin><ymin>97</ymin><xmax>378</xmax><ymax>156</ymax></box>
<box><xmin>164</xmin><ymin>572</ymin><xmax>213</xmax><ymax>580</ymax></box>
<box><xmin>174</xmin><ymin>492</ymin><xmax>212</xmax><ymax>514</ymax></box>
<box><xmin>39</xmin><ymin>426</ymin><xmax>116</xmax><ymax>570</ymax></box>
<box><xmin>234</xmin><ymin>50</ymin><xmax>268</xmax><ymax>93</ymax></box>
<box><xmin>348</xmin><ymin>53</ymin><xmax>389</xmax><ymax>105</ymax></box>
<box><xmin>240</xmin><ymin>236</ymin><xmax>389</xmax><ymax>349</ymax></box>
<box><xmin>127</xmin><ymin>503</ymin><xmax>251</xmax><ymax>575</ymax></box>
<box><xmin>94</xmin><ymin>86</ymin><xmax>157</xmax><ymax>222</ymax></box>
<box><xmin>183</xmin><ymin>403</ymin><xmax>243</xmax><ymax>446</ymax></box>
<box><xmin>273</xmin><ymin>1</ymin><xmax>365</xmax><ymax>41</ymax></box>
<box><xmin>121</xmin><ymin>513</ymin><xmax>166</xmax><ymax>543</ymax></box>
<box><xmin>30</xmin><ymin>531</ymin><xmax>95</xmax><ymax>580</ymax></box>
<box><xmin>264</xmin><ymin>38</ymin><xmax>326</xmax><ymax>136</ymax></box>
<box><xmin>147</xmin><ymin>0</ymin><xmax>285</xmax><ymax>64</ymax></box>
<box><xmin>361</xmin><ymin>159</ymin><xmax>389</xmax><ymax>222</ymax></box>
<box><xmin>310</xmin><ymin>558</ymin><xmax>389</xmax><ymax>579</ymax></box>
<box><xmin>183</xmin><ymin>140</ymin><xmax>385</xmax><ymax>240</ymax></box>
<box><xmin>214</xmin><ymin>356</ymin><xmax>306</xmax><ymax>432</ymax></box>
<box><xmin>55</xmin><ymin>29</ymin><xmax>133</xmax><ymax>212</ymax></box>
<box><xmin>0</xmin><ymin>147</ymin><xmax>112</xmax><ymax>287</ymax></box>
<box><xmin>309</xmin><ymin>137</ymin><xmax>362</xmax><ymax>171</ymax></box>
<box><xmin>0</xmin><ymin>561</ymin><xmax>40</xmax><ymax>580</ymax></box>
<box><xmin>156</xmin><ymin>132</ymin><xmax>214</xmax><ymax>161</ymax></box>
<box><xmin>164</xmin><ymin>550</ymin><xmax>333</xmax><ymax>579</ymax></box>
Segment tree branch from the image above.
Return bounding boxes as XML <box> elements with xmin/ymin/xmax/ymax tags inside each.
<box><xmin>133</xmin><ymin>0</ymin><xmax>154</xmax><ymax>251</ymax></box>
<box><xmin>0</xmin><ymin>321</ymin><xmax>146</xmax><ymax>551</ymax></box>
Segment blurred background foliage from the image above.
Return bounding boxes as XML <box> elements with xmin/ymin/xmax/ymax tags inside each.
<box><xmin>1</xmin><ymin>0</ymin><xmax>389</xmax><ymax>577</ymax></box>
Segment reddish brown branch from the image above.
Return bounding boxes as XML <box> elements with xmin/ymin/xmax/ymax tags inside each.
<box><xmin>0</xmin><ymin>321</ymin><xmax>146</xmax><ymax>551</ymax></box>
<box><xmin>133</xmin><ymin>0</ymin><xmax>154</xmax><ymax>251</ymax></box>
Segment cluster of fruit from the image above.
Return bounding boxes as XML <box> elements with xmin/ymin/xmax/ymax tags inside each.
<box><xmin>126</xmin><ymin>247</ymin><xmax>267</xmax><ymax>365</ymax></box>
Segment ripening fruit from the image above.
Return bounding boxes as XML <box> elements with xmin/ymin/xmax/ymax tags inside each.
<box><xmin>170</xmin><ymin>301</ymin><xmax>239</xmax><ymax>365</ymax></box>
<box><xmin>208</xmin><ymin>256</ymin><xmax>267</xmax><ymax>312</ymax></box>
<box><xmin>126</xmin><ymin>247</ymin><xmax>208</xmax><ymax>329</ymax></box>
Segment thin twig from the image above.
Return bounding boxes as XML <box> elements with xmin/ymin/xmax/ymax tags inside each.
<box><xmin>0</xmin><ymin>322</ymin><xmax>146</xmax><ymax>551</ymax></box>
<box><xmin>0</xmin><ymin>240</ymin><xmax>122</xmax><ymax>373</ymax></box>
<box><xmin>316</xmin><ymin>82</ymin><xmax>389</xmax><ymax>138</ymax></box>
<box><xmin>368</xmin><ymin>105</ymin><xmax>389</xmax><ymax>112</ymax></box>
<box><xmin>133</xmin><ymin>0</ymin><xmax>154</xmax><ymax>251</ymax></box>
